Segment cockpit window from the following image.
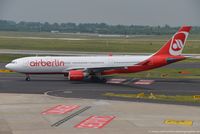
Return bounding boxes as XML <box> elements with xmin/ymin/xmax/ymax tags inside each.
<box><xmin>11</xmin><ymin>61</ymin><xmax>17</xmax><ymax>64</ymax></box>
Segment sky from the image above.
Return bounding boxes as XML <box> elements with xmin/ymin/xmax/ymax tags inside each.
<box><xmin>0</xmin><ymin>0</ymin><xmax>200</xmax><ymax>26</ymax></box>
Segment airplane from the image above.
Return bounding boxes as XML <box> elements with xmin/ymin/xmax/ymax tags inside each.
<box><xmin>5</xmin><ymin>26</ymin><xmax>192</xmax><ymax>81</ymax></box>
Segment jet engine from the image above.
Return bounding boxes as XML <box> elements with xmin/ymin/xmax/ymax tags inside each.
<box><xmin>68</xmin><ymin>70</ymin><xmax>86</xmax><ymax>81</ymax></box>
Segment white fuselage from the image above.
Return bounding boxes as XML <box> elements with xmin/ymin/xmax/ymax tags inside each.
<box><xmin>6</xmin><ymin>55</ymin><xmax>150</xmax><ymax>74</ymax></box>
<box><xmin>4</xmin><ymin>26</ymin><xmax>192</xmax><ymax>81</ymax></box>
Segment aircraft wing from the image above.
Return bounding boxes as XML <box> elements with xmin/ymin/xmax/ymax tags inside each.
<box><xmin>63</xmin><ymin>65</ymin><xmax>141</xmax><ymax>73</ymax></box>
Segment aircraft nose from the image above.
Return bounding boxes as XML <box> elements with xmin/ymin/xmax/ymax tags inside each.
<box><xmin>5</xmin><ymin>63</ymin><xmax>11</xmax><ymax>70</ymax></box>
<box><xmin>5</xmin><ymin>63</ymin><xmax>14</xmax><ymax>70</ymax></box>
<box><xmin>5</xmin><ymin>62</ymin><xmax>21</xmax><ymax>72</ymax></box>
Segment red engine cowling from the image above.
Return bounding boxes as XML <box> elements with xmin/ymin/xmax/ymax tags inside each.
<box><xmin>68</xmin><ymin>70</ymin><xmax>85</xmax><ymax>81</ymax></box>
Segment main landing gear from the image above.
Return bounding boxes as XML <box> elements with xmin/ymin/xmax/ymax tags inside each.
<box><xmin>25</xmin><ymin>74</ymin><xmax>31</xmax><ymax>81</ymax></box>
<box><xmin>89</xmin><ymin>74</ymin><xmax>106</xmax><ymax>82</ymax></box>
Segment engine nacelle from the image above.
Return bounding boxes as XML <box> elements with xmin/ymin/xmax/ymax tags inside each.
<box><xmin>68</xmin><ymin>70</ymin><xmax>85</xmax><ymax>81</ymax></box>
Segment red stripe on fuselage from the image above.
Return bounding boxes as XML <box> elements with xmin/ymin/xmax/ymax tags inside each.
<box><xmin>102</xmin><ymin>55</ymin><xmax>185</xmax><ymax>75</ymax></box>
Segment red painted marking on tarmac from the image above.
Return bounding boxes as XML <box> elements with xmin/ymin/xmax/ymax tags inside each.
<box><xmin>75</xmin><ymin>116</ymin><xmax>115</xmax><ymax>129</ymax></box>
<box><xmin>42</xmin><ymin>105</ymin><xmax>80</xmax><ymax>115</ymax></box>
<box><xmin>106</xmin><ymin>78</ymin><xmax>126</xmax><ymax>84</ymax></box>
<box><xmin>134</xmin><ymin>80</ymin><xmax>154</xmax><ymax>85</ymax></box>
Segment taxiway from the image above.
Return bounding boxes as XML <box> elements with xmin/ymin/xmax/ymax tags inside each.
<box><xmin>0</xmin><ymin>66</ymin><xmax>200</xmax><ymax>134</ymax></box>
<box><xmin>0</xmin><ymin>73</ymin><xmax>199</xmax><ymax>106</ymax></box>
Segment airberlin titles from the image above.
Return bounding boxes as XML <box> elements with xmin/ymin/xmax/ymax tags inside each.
<box><xmin>30</xmin><ymin>59</ymin><xmax>64</xmax><ymax>67</ymax></box>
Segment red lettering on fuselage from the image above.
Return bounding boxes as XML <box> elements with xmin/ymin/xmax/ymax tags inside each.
<box><xmin>29</xmin><ymin>59</ymin><xmax>64</xmax><ymax>67</ymax></box>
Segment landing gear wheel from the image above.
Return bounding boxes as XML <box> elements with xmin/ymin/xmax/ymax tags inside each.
<box><xmin>25</xmin><ymin>75</ymin><xmax>31</xmax><ymax>81</ymax></box>
<box><xmin>90</xmin><ymin>75</ymin><xmax>105</xmax><ymax>82</ymax></box>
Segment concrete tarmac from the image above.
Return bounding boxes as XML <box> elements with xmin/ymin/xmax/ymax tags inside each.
<box><xmin>0</xmin><ymin>71</ymin><xmax>200</xmax><ymax>134</ymax></box>
<box><xmin>0</xmin><ymin>93</ymin><xmax>200</xmax><ymax>134</ymax></box>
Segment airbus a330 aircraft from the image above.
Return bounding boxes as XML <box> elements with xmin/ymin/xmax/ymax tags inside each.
<box><xmin>6</xmin><ymin>26</ymin><xmax>191</xmax><ymax>81</ymax></box>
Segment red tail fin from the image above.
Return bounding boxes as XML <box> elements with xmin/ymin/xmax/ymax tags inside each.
<box><xmin>154</xmin><ymin>26</ymin><xmax>192</xmax><ymax>56</ymax></box>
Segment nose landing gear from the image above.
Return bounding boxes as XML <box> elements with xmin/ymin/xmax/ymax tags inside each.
<box><xmin>25</xmin><ymin>74</ymin><xmax>31</xmax><ymax>81</ymax></box>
